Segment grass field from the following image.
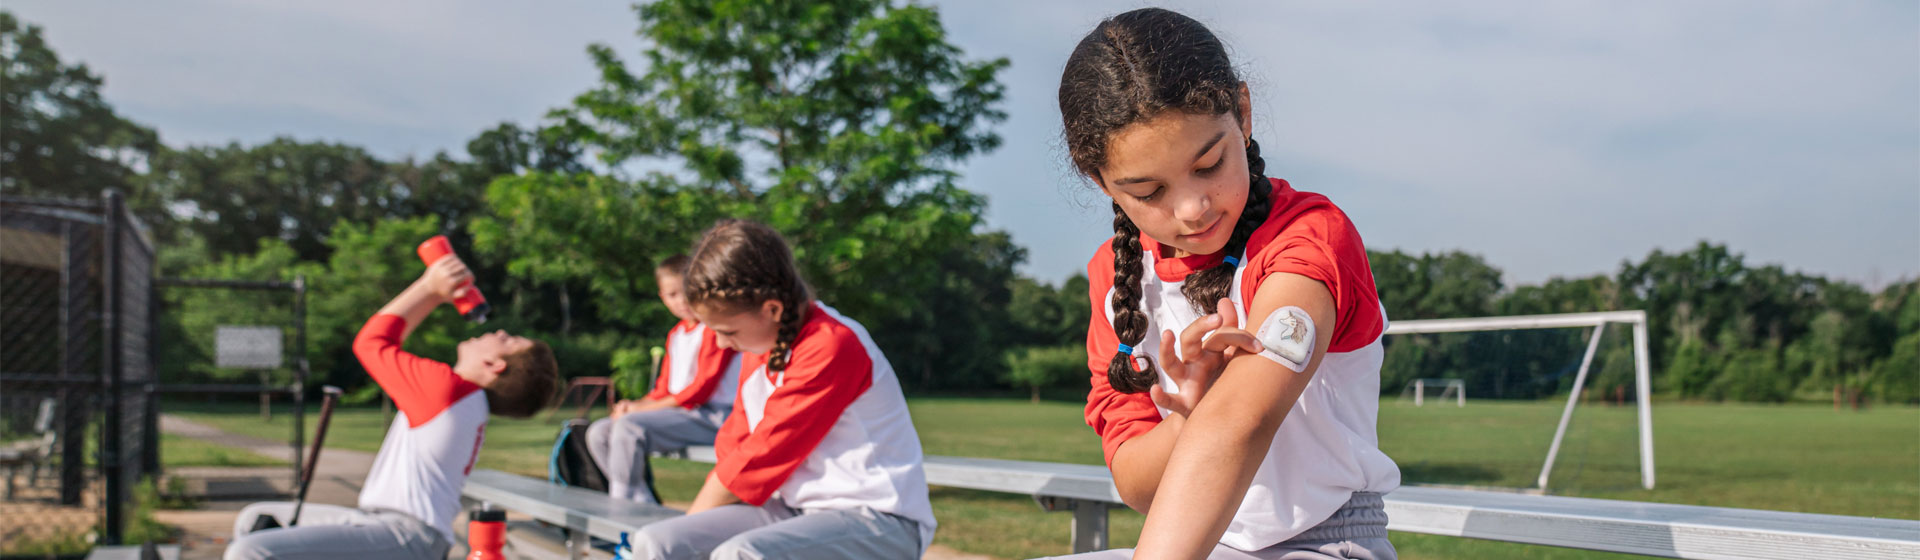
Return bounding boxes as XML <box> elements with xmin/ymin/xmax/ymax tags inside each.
<box><xmin>169</xmin><ymin>397</ymin><xmax>1919</xmax><ymax>559</ymax></box>
<box><xmin>159</xmin><ymin>433</ymin><xmax>285</xmax><ymax>468</ymax></box>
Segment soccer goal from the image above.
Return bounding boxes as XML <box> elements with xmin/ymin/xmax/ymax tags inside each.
<box><xmin>1400</xmin><ymin>378</ymin><xmax>1466</xmax><ymax>407</ymax></box>
<box><xmin>1383</xmin><ymin>310</ymin><xmax>1655</xmax><ymax>490</ymax></box>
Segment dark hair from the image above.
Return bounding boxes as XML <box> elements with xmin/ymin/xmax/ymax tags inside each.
<box><xmin>683</xmin><ymin>219</ymin><xmax>812</xmax><ymax>372</ymax></box>
<box><xmin>1059</xmin><ymin>7</ymin><xmax>1273</xmax><ymax>394</ymax></box>
<box><xmin>656</xmin><ymin>254</ymin><xmax>691</xmax><ymax>277</ymax></box>
<box><xmin>487</xmin><ymin>340</ymin><xmax>558</xmax><ymax>418</ymax></box>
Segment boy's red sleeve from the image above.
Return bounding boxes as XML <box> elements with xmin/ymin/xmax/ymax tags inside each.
<box><xmin>710</xmin><ymin>329</ymin><xmax>871</xmax><ymax>505</ymax></box>
<box><xmin>667</xmin><ymin>329</ymin><xmax>736</xmax><ymax>409</ymax></box>
<box><xmin>351</xmin><ymin>314</ymin><xmax>480</xmax><ymax>427</ymax></box>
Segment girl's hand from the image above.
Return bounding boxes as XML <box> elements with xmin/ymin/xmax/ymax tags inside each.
<box><xmin>422</xmin><ymin>256</ymin><xmax>474</xmax><ymax>304</ymax></box>
<box><xmin>1150</xmin><ymin>298</ymin><xmax>1262</xmax><ymax>418</ymax></box>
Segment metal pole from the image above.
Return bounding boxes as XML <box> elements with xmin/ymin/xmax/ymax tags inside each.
<box><xmin>1070</xmin><ymin>500</ymin><xmax>1110</xmax><ymax>553</ymax></box>
<box><xmin>144</xmin><ymin>289</ymin><xmax>162</xmax><ymax>476</ymax></box>
<box><xmin>1537</xmin><ymin>323</ymin><xmax>1606</xmax><ymax>490</ymax></box>
<box><xmin>1633</xmin><ymin>315</ymin><xmax>1657</xmax><ymax>489</ymax></box>
<box><xmin>292</xmin><ymin>275</ymin><xmax>307</xmax><ymax>489</ymax></box>
<box><xmin>57</xmin><ymin>220</ymin><xmax>87</xmax><ymax>505</ymax></box>
<box><xmin>100</xmin><ymin>189</ymin><xmax>126</xmax><ymax>544</ymax></box>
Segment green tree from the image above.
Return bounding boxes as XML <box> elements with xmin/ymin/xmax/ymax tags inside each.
<box><xmin>490</xmin><ymin>0</ymin><xmax>1012</xmax><ymax>389</ymax></box>
<box><xmin>0</xmin><ymin>11</ymin><xmax>161</xmax><ymax>213</ymax></box>
<box><xmin>149</xmin><ymin>139</ymin><xmax>404</xmax><ymax>262</ymax></box>
<box><xmin>1009</xmin><ymin>273</ymin><xmax>1092</xmax><ymax>348</ymax></box>
<box><xmin>1002</xmin><ymin>345</ymin><xmax>1084</xmax><ymax>403</ymax></box>
<box><xmin>1496</xmin><ymin>275</ymin><xmax>1618</xmax><ymax>316</ymax></box>
<box><xmin>465</xmin><ymin>122</ymin><xmax>585</xmax><ymax>178</ymax></box>
<box><xmin>1865</xmin><ymin>280</ymin><xmax>1920</xmax><ymax>403</ymax></box>
<box><xmin>475</xmin><ymin>172</ymin><xmax>731</xmax><ymax>332</ymax></box>
<box><xmin>156</xmin><ymin>240</ymin><xmax>312</xmax><ymax>385</ymax></box>
<box><xmin>1617</xmin><ymin>242</ymin><xmax>1748</xmax><ymax>386</ymax></box>
<box><xmin>302</xmin><ymin>216</ymin><xmax>471</xmax><ymax>386</ymax></box>
<box><xmin>889</xmin><ymin>230</ymin><xmax>1023</xmax><ymax>389</ymax></box>
<box><xmin>1369</xmin><ymin>249</ymin><xmax>1503</xmax><ymax>320</ymax></box>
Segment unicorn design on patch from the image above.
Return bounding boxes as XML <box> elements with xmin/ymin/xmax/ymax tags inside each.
<box><xmin>1256</xmin><ymin>306</ymin><xmax>1316</xmax><ymax>372</ymax></box>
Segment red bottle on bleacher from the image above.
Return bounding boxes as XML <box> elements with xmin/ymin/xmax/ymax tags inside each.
<box><xmin>416</xmin><ymin>235</ymin><xmax>491</xmax><ymax>323</ymax></box>
<box><xmin>467</xmin><ymin>505</ymin><xmax>506</xmax><ymax>559</ymax></box>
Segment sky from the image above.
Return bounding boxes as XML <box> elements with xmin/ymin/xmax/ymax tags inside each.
<box><xmin>11</xmin><ymin>0</ymin><xmax>1917</xmax><ymax>288</ymax></box>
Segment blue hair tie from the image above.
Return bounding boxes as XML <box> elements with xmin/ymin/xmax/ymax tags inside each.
<box><xmin>1224</xmin><ymin>255</ymin><xmax>1242</xmax><ymax>267</ymax></box>
<box><xmin>1115</xmin><ymin>342</ymin><xmax>1135</xmax><ymax>356</ymax></box>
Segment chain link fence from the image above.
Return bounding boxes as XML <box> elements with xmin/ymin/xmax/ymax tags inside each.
<box><xmin>154</xmin><ymin>276</ymin><xmax>310</xmax><ymax>491</ymax></box>
<box><xmin>1</xmin><ymin>191</ymin><xmax>156</xmax><ymax>549</ymax></box>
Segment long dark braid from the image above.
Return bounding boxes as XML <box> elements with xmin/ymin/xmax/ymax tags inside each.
<box><xmin>684</xmin><ymin>219</ymin><xmax>813</xmax><ymax>373</ymax></box>
<box><xmin>765</xmin><ymin>292</ymin><xmax>808</xmax><ymax>372</ymax></box>
<box><xmin>1061</xmin><ymin>8</ymin><xmax>1273</xmax><ymax>394</ymax></box>
<box><xmin>1179</xmin><ymin>138</ymin><xmax>1272</xmax><ymax>314</ymax></box>
<box><xmin>1106</xmin><ymin>203</ymin><xmax>1156</xmax><ymax>393</ymax></box>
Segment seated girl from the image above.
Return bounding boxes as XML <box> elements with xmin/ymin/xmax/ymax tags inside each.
<box><xmin>627</xmin><ymin>219</ymin><xmax>936</xmax><ymax>560</ymax></box>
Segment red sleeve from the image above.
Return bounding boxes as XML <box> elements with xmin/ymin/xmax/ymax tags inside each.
<box><xmin>1244</xmin><ymin>181</ymin><xmax>1385</xmax><ymax>352</ymax></box>
<box><xmin>668</xmin><ymin>327</ymin><xmax>735</xmax><ymax>409</ymax></box>
<box><xmin>351</xmin><ymin>314</ymin><xmax>480</xmax><ymax>427</ymax></box>
<box><xmin>711</xmin><ymin>322</ymin><xmax>873</xmax><ymax>505</ymax></box>
<box><xmin>1081</xmin><ymin>244</ymin><xmax>1164</xmax><ymax>468</ymax></box>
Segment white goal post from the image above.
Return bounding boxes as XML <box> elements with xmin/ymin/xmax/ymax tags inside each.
<box><xmin>1385</xmin><ymin>310</ymin><xmax>1655</xmax><ymax>490</ymax></box>
<box><xmin>1401</xmin><ymin>378</ymin><xmax>1466</xmax><ymax>407</ymax></box>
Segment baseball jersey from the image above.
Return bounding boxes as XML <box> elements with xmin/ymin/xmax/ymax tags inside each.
<box><xmin>647</xmin><ymin>320</ymin><xmax>742</xmax><ymax>409</ymax></box>
<box><xmin>351</xmin><ymin>314</ymin><xmax>488</xmax><ymax>543</ymax></box>
<box><xmin>1083</xmin><ymin>178</ymin><xmax>1402</xmax><ymax>550</ymax></box>
<box><xmin>712</xmin><ymin>303</ymin><xmax>937</xmax><ymax>553</ymax></box>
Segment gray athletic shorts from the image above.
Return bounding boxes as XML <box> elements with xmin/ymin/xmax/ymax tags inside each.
<box><xmin>627</xmin><ymin>499</ymin><xmax>922</xmax><ymax>560</ymax></box>
<box><xmin>1037</xmin><ymin>492</ymin><xmax>1395</xmax><ymax>559</ymax></box>
<box><xmin>225</xmin><ymin>501</ymin><xmax>448</xmax><ymax>560</ymax></box>
<box><xmin>586</xmin><ymin>405</ymin><xmax>728</xmax><ymax>503</ymax></box>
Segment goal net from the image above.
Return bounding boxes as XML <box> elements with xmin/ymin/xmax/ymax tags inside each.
<box><xmin>1399</xmin><ymin>378</ymin><xmax>1466</xmax><ymax>407</ymax></box>
<box><xmin>1379</xmin><ymin>311</ymin><xmax>1655</xmax><ymax>491</ymax></box>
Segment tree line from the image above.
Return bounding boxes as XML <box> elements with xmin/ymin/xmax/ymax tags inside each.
<box><xmin>3</xmin><ymin>5</ymin><xmax>1911</xmax><ymax>404</ymax></box>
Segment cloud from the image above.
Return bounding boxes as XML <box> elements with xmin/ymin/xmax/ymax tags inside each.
<box><xmin>9</xmin><ymin>0</ymin><xmax>1914</xmax><ymax>287</ymax></box>
<box><xmin>954</xmin><ymin>0</ymin><xmax>1918</xmax><ymax>286</ymax></box>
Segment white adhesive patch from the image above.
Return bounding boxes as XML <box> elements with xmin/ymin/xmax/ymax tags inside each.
<box><xmin>1255</xmin><ymin>306</ymin><xmax>1315</xmax><ymax>372</ymax></box>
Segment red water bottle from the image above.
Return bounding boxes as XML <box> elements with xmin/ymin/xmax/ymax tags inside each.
<box><xmin>417</xmin><ymin>235</ymin><xmax>491</xmax><ymax>323</ymax></box>
<box><xmin>467</xmin><ymin>504</ymin><xmax>506</xmax><ymax>559</ymax></box>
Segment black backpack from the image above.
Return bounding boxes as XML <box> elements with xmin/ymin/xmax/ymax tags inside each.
<box><xmin>548</xmin><ymin>418</ymin><xmax>608</xmax><ymax>492</ymax></box>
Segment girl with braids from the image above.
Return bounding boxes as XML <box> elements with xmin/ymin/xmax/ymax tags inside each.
<box><xmin>1055</xmin><ymin>7</ymin><xmax>1399</xmax><ymax>560</ymax></box>
<box><xmin>626</xmin><ymin>219</ymin><xmax>934</xmax><ymax>560</ymax></box>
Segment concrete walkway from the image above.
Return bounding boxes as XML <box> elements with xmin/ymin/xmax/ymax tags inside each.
<box><xmin>155</xmin><ymin>414</ymin><xmax>379</xmax><ymax>559</ymax></box>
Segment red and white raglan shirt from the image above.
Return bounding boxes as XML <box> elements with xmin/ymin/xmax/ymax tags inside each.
<box><xmin>647</xmin><ymin>320</ymin><xmax>741</xmax><ymax>410</ymax></box>
<box><xmin>1084</xmin><ymin>178</ymin><xmax>1402</xmax><ymax>551</ymax></box>
<box><xmin>711</xmin><ymin>303</ymin><xmax>937</xmax><ymax>552</ymax></box>
<box><xmin>351</xmin><ymin>314</ymin><xmax>488</xmax><ymax>543</ymax></box>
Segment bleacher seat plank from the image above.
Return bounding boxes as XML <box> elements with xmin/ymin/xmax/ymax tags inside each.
<box><xmin>1385</xmin><ymin>486</ymin><xmax>1920</xmax><ymax>560</ymax></box>
<box><xmin>477</xmin><ymin>446</ymin><xmax>1920</xmax><ymax>559</ymax></box>
<box><xmin>464</xmin><ymin>469</ymin><xmax>680</xmax><ymax>545</ymax></box>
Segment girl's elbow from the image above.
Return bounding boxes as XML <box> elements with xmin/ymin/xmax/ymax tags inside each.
<box><xmin>1116</xmin><ymin>478</ymin><xmax>1155</xmax><ymax>514</ymax></box>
